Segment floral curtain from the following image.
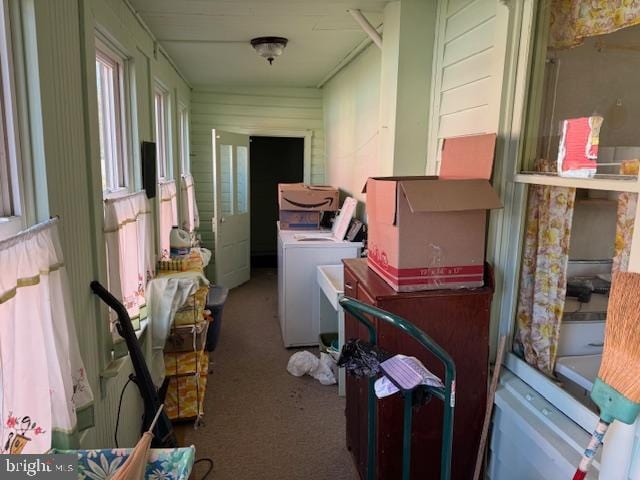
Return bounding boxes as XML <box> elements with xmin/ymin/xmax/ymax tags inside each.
<box><xmin>159</xmin><ymin>180</ymin><xmax>178</xmax><ymax>258</ymax></box>
<box><xmin>613</xmin><ymin>160</ymin><xmax>639</xmax><ymax>273</ymax></box>
<box><xmin>550</xmin><ymin>0</ymin><xmax>640</xmax><ymax>49</ymax></box>
<box><xmin>180</xmin><ymin>174</ymin><xmax>199</xmax><ymax>233</ymax></box>
<box><xmin>0</xmin><ymin>218</ymin><xmax>93</xmax><ymax>453</ymax></box>
<box><xmin>515</xmin><ymin>161</ymin><xmax>576</xmax><ymax>375</ymax></box>
<box><xmin>104</xmin><ymin>192</ymin><xmax>155</xmax><ymax>339</ymax></box>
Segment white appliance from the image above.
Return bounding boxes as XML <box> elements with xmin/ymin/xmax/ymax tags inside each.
<box><xmin>489</xmin><ymin>370</ymin><xmax>603</xmax><ymax>480</ymax></box>
<box><xmin>277</xmin><ymin>224</ymin><xmax>362</xmax><ymax>347</ymax></box>
<box><xmin>489</xmin><ymin>369</ymin><xmax>640</xmax><ymax>480</ymax></box>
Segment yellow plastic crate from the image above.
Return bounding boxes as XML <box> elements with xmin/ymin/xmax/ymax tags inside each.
<box><xmin>164</xmin><ymin>349</ymin><xmax>208</xmax><ymax>377</ymax></box>
<box><xmin>173</xmin><ymin>287</ymin><xmax>209</xmax><ymax>326</ymax></box>
<box><xmin>157</xmin><ymin>252</ymin><xmax>204</xmax><ymax>273</ymax></box>
<box><xmin>165</xmin><ymin>373</ymin><xmax>207</xmax><ymax>421</ymax></box>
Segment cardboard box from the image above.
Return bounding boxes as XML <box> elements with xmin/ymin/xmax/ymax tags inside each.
<box><xmin>439</xmin><ymin>133</ymin><xmax>497</xmax><ymax>180</ymax></box>
<box><xmin>278</xmin><ymin>183</ymin><xmax>339</xmax><ymax>212</ymax></box>
<box><xmin>279</xmin><ymin>210</ymin><xmax>321</xmax><ymax>230</ymax></box>
<box><xmin>164</xmin><ymin>320</ymin><xmax>209</xmax><ymax>353</ymax></box>
<box><xmin>365</xmin><ymin>177</ymin><xmax>502</xmax><ymax>292</ymax></box>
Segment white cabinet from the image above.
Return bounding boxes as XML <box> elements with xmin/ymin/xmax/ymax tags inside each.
<box><xmin>489</xmin><ymin>371</ymin><xmax>601</xmax><ymax>480</ymax></box>
<box><xmin>277</xmin><ymin>225</ymin><xmax>361</xmax><ymax>347</ymax></box>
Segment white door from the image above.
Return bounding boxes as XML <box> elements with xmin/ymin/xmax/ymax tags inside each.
<box><xmin>212</xmin><ymin>129</ymin><xmax>250</xmax><ymax>288</ymax></box>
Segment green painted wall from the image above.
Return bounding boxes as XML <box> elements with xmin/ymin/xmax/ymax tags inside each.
<box><xmin>190</xmin><ymin>86</ymin><xmax>324</xmax><ymax>262</ymax></box>
<box><xmin>377</xmin><ymin>1</ymin><xmax>438</xmax><ymax>177</ymax></box>
<box><xmin>322</xmin><ymin>0</ymin><xmax>437</xmax><ymax>215</ymax></box>
<box><xmin>323</xmin><ymin>44</ymin><xmax>381</xmax><ymax>205</ymax></box>
<box><xmin>19</xmin><ymin>0</ymin><xmax>191</xmax><ymax>448</ymax></box>
<box><xmin>393</xmin><ymin>0</ymin><xmax>436</xmax><ymax>175</ymax></box>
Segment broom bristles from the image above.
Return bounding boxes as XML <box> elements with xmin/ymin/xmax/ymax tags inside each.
<box><xmin>598</xmin><ymin>271</ymin><xmax>640</xmax><ymax>403</ymax></box>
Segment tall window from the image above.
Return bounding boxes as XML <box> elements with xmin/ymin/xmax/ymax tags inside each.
<box><xmin>95</xmin><ymin>43</ymin><xmax>128</xmax><ymax>194</ymax></box>
<box><xmin>0</xmin><ymin>0</ymin><xmax>26</xmax><ymax>239</ymax></box>
<box><xmin>154</xmin><ymin>84</ymin><xmax>171</xmax><ymax>180</ymax></box>
<box><xmin>0</xmin><ymin>69</ymin><xmax>13</xmax><ymax>217</ymax></box>
<box><xmin>507</xmin><ymin>9</ymin><xmax>640</xmax><ymax>421</ymax></box>
<box><xmin>179</xmin><ymin>104</ymin><xmax>189</xmax><ymax>174</ymax></box>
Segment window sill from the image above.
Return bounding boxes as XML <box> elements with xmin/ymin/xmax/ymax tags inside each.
<box><xmin>504</xmin><ymin>352</ymin><xmax>599</xmax><ymax>432</ymax></box>
<box><xmin>103</xmin><ymin>188</ymin><xmax>132</xmax><ymax>201</ymax></box>
<box><xmin>0</xmin><ymin>216</ymin><xmax>25</xmax><ymax>241</ymax></box>
<box><xmin>112</xmin><ymin>317</ymin><xmax>148</xmax><ymax>359</ymax></box>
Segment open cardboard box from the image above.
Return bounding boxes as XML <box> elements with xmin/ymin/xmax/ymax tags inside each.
<box><xmin>365</xmin><ymin>133</ymin><xmax>501</xmax><ymax>292</ymax></box>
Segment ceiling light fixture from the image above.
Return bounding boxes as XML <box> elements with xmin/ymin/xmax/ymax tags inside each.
<box><xmin>250</xmin><ymin>37</ymin><xmax>288</xmax><ymax>65</ymax></box>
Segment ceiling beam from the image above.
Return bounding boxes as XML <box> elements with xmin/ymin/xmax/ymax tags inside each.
<box><xmin>347</xmin><ymin>9</ymin><xmax>382</xmax><ymax>49</ymax></box>
<box><xmin>122</xmin><ymin>0</ymin><xmax>192</xmax><ymax>87</ymax></box>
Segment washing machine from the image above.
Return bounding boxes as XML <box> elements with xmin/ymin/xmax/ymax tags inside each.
<box><xmin>277</xmin><ymin>223</ymin><xmax>362</xmax><ymax>347</ymax></box>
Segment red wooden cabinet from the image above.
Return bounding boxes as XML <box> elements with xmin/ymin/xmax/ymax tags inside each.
<box><xmin>343</xmin><ymin>258</ymin><xmax>494</xmax><ymax>480</ymax></box>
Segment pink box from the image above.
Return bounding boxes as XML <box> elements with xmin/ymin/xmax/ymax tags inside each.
<box><xmin>364</xmin><ymin>134</ymin><xmax>502</xmax><ymax>292</ymax></box>
<box><xmin>364</xmin><ymin>176</ymin><xmax>502</xmax><ymax>292</ymax></box>
<box><xmin>439</xmin><ymin>133</ymin><xmax>497</xmax><ymax>180</ymax></box>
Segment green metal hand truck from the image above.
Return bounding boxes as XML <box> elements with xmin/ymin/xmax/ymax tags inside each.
<box><xmin>339</xmin><ymin>297</ymin><xmax>456</xmax><ymax>480</ymax></box>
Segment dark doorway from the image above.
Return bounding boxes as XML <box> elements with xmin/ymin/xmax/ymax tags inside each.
<box><xmin>250</xmin><ymin>136</ymin><xmax>304</xmax><ymax>268</ymax></box>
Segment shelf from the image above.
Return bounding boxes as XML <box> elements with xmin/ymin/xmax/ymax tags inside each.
<box><xmin>515</xmin><ymin>173</ymin><xmax>640</xmax><ymax>193</ymax></box>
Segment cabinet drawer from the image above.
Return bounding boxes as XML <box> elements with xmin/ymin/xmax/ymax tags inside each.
<box><xmin>557</xmin><ymin>320</ymin><xmax>605</xmax><ymax>357</ymax></box>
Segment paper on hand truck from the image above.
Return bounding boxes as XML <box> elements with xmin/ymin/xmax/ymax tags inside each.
<box><xmin>375</xmin><ymin>354</ymin><xmax>443</xmax><ymax>399</ymax></box>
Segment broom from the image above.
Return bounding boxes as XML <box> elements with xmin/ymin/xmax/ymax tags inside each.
<box><xmin>572</xmin><ymin>271</ymin><xmax>640</xmax><ymax>480</ymax></box>
<box><xmin>112</xmin><ymin>404</ymin><xmax>165</xmax><ymax>480</ymax></box>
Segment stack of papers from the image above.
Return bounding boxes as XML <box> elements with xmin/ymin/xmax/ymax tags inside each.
<box><xmin>375</xmin><ymin>354</ymin><xmax>444</xmax><ymax>399</ymax></box>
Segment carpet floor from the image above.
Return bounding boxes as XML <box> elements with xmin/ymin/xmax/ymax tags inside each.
<box><xmin>177</xmin><ymin>268</ymin><xmax>359</xmax><ymax>480</ymax></box>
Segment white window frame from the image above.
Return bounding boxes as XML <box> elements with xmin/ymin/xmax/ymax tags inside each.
<box><xmin>0</xmin><ymin>0</ymin><xmax>28</xmax><ymax>240</ymax></box>
<box><xmin>494</xmin><ymin>0</ymin><xmax>640</xmax><ymax>433</ymax></box>
<box><xmin>95</xmin><ymin>38</ymin><xmax>130</xmax><ymax>196</ymax></box>
<box><xmin>178</xmin><ymin>102</ymin><xmax>189</xmax><ymax>175</ymax></box>
<box><xmin>154</xmin><ymin>83</ymin><xmax>171</xmax><ymax>180</ymax></box>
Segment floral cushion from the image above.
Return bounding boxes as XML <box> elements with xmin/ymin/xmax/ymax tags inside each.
<box><xmin>51</xmin><ymin>446</ymin><xmax>195</xmax><ymax>479</ymax></box>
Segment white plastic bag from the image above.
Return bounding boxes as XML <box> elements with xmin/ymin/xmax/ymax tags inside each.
<box><xmin>287</xmin><ymin>351</ymin><xmax>337</xmax><ymax>385</ymax></box>
<box><xmin>312</xmin><ymin>353</ymin><xmax>337</xmax><ymax>385</ymax></box>
<box><xmin>287</xmin><ymin>351</ymin><xmax>319</xmax><ymax>377</ymax></box>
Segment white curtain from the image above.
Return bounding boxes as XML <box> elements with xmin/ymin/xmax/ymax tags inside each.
<box><xmin>0</xmin><ymin>218</ymin><xmax>93</xmax><ymax>453</ymax></box>
<box><xmin>104</xmin><ymin>192</ymin><xmax>155</xmax><ymax>337</ymax></box>
<box><xmin>158</xmin><ymin>180</ymin><xmax>178</xmax><ymax>258</ymax></box>
<box><xmin>180</xmin><ymin>174</ymin><xmax>199</xmax><ymax>233</ymax></box>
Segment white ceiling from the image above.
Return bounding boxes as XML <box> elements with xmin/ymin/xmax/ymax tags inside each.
<box><xmin>128</xmin><ymin>0</ymin><xmax>388</xmax><ymax>87</ymax></box>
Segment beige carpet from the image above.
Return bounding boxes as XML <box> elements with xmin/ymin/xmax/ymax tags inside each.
<box><xmin>177</xmin><ymin>268</ymin><xmax>359</xmax><ymax>480</ymax></box>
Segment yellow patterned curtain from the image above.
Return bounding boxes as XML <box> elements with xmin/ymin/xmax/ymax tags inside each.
<box><xmin>612</xmin><ymin>160</ymin><xmax>639</xmax><ymax>273</ymax></box>
<box><xmin>515</xmin><ymin>160</ymin><xmax>577</xmax><ymax>375</ymax></box>
<box><xmin>550</xmin><ymin>0</ymin><xmax>640</xmax><ymax>49</ymax></box>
